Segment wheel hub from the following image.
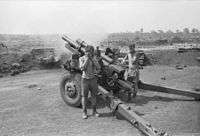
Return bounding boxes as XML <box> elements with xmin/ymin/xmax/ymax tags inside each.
<box><xmin>65</xmin><ymin>82</ymin><xmax>77</xmax><ymax>98</ymax></box>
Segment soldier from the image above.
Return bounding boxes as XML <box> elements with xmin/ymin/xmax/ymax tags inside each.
<box><xmin>95</xmin><ymin>46</ymin><xmax>101</xmax><ymax>57</ymax></box>
<box><xmin>122</xmin><ymin>43</ymin><xmax>139</xmax><ymax>91</ymax></box>
<box><xmin>105</xmin><ymin>47</ymin><xmax>114</xmax><ymax>59</ymax></box>
<box><xmin>79</xmin><ymin>45</ymin><xmax>101</xmax><ymax>119</ymax></box>
<box><xmin>95</xmin><ymin>46</ymin><xmax>104</xmax><ymax>70</ymax></box>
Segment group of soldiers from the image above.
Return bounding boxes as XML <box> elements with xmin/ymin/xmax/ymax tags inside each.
<box><xmin>79</xmin><ymin>44</ymin><xmax>139</xmax><ymax>119</ymax></box>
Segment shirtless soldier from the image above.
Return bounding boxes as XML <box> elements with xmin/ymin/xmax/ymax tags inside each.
<box><xmin>79</xmin><ymin>45</ymin><xmax>101</xmax><ymax>119</ymax></box>
<box><xmin>122</xmin><ymin>43</ymin><xmax>139</xmax><ymax>91</ymax></box>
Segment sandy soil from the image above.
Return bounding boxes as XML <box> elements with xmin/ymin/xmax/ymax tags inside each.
<box><xmin>0</xmin><ymin>66</ymin><xmax>199</xmax><ymax>136</ymax></box>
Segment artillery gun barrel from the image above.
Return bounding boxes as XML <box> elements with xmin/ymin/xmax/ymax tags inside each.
<box><xmin>76</xmin><ymin>39</ymin><xmax>113</xmax><ymax>64</ymax></box>
<box><xmin>62</xmin><ymin>35</ymin><xmax>85</xmax><ymax>56</ymax></box>
<box><xmin>62</xmin><ymin>35</ymin><xmax>80</xmax><ymax>49</ymax></box>
<box><xmin>62</xmin><ymin>36</ymin><xmax>113</xmax><ymax>64</ymax></box>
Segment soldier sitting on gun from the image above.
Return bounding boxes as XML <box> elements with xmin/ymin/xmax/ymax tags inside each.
<box><xmin>122</xmin><ymin>43</ymin><xmax>139</xmax><ymax>91</ymax></box>
<box><xmin>105</xmin><ymin>47</ymin><xmax>115</xmax><ymax>59</ymax></box>
<box><xmin>79</xmin><ymin>45</ymin><xmax>101</xmax><ymax>119</ymax></box>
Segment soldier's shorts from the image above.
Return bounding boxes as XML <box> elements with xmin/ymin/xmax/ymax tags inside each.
<box><xmin>81</xmin><ymin>77</ymin><xmax>98</xmax><ymax>97</ymax></box>
<box><xmin>124</xmin><ymin>67</ymin><xmax>139</xmax><ymax>85</ymax></box>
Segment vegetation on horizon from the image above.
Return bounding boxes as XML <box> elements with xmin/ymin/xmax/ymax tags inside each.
<box><xmin>101</xmin><ymin>28</ymin><xmax>200</xmax><ymax>47</ymax></box>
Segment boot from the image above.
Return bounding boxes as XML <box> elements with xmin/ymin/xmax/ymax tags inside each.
<box><xmin>82</xmin><ymin>111</ymin><xmax>88</xmax><ymax>119</ymax></box>
<box><xmin>92</xmin><ymin>107</ymin><xmax>100</xmax><ymax>117</ymax></box>
<box><xmin>82</xmin><ymin>96</ymin><xmax>88</xmax><ymax>119</ymax></box>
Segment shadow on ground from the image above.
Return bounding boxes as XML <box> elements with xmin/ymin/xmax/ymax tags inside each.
<box><xmin>81</xmin><ymin>82</ymin><xmax>197</xmax><ymax>118</ymax></box>
<box><xmin>130</xmin><ymin>95</ymin><xmax>193</xmax><ymax>106</ymax></box>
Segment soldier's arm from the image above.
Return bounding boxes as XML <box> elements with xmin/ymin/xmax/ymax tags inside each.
<box><xmin>79</xmin><ymin>56</ymin><xmax>90</xmax><ymax>71</ymax></box>
<box><xmin>132</xmin><ymin>55</ymin><xmax>137</xmax><ymax>62</ymax></box>
<box><xmin>93</xmin><ymin>57</ymin><xmax>101</xmax><ymax>72</ymax></box>
<box><xmin>122</xmin><ymin>54</ymin><xmax>128</xmax><ymax>64</ymax></box>
<box><xmin>133</xmin><ymin>53</ymin><xmax>141</xmax><ymax>63</ymax></box>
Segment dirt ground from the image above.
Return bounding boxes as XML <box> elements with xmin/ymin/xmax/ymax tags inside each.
<box><xmin>146</xmin><ymin>50</ymin><xmax>200</xmax><ymax>66</ymax></box>
<box><xmin>0</xmin><ymin>66</ymin><xmax>199</xmax><ymax>136</ymax></box>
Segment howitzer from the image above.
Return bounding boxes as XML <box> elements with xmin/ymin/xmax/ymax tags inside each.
<box><xmin>61</xmin><ymin>35</ymin><xmax>200</xmax><ymax>100</ymax></box>
<box><xmin>60</xmin><ymin>35</ymin><xmax>200</xmax><ymax>136</ymax></box>
<box><xmin>61</xmin><ymin>35</ymin><xmax>137</xmax><ymax>102</ymax></box>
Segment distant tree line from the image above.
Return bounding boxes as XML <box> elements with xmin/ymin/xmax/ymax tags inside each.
<box><xmin>101</xmin><ymin>28</ymin><xmax>200</xmax><ymax>47</ymax></box>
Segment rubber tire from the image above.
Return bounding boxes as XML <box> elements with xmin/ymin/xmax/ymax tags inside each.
<box><xmin>60</xmin><ymin>73</ymin><xmax>82</xmax><ymax>107</ymax></box>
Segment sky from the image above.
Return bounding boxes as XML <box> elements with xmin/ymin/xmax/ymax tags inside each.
<box><xmin>0</xmin><ymin>0</ymin><xmax>200</xmax><ymax>35</ymax></box>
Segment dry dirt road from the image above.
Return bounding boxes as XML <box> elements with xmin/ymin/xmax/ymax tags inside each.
<box><xmin>0</xmin><ymin>66</ymin><xmax>200</xmax><ymax>136</ymax></box>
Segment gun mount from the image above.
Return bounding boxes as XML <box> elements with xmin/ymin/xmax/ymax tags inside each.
<box><xmin>59</xmin><ymin>35</ymin><xmax>200</xmax><ymax>136</ymax></box>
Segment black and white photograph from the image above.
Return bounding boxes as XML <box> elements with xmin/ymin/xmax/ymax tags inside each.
<box><xmin>0</xmin><ymin>0</ymin><xmax>200</xmax><ymax>136</ymax></box>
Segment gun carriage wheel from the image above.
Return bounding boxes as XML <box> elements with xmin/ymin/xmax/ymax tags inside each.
<box><xmin>60</xmin><ymin>73</ymin><xmax>82</xmax><ymax>107</ymax></box>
